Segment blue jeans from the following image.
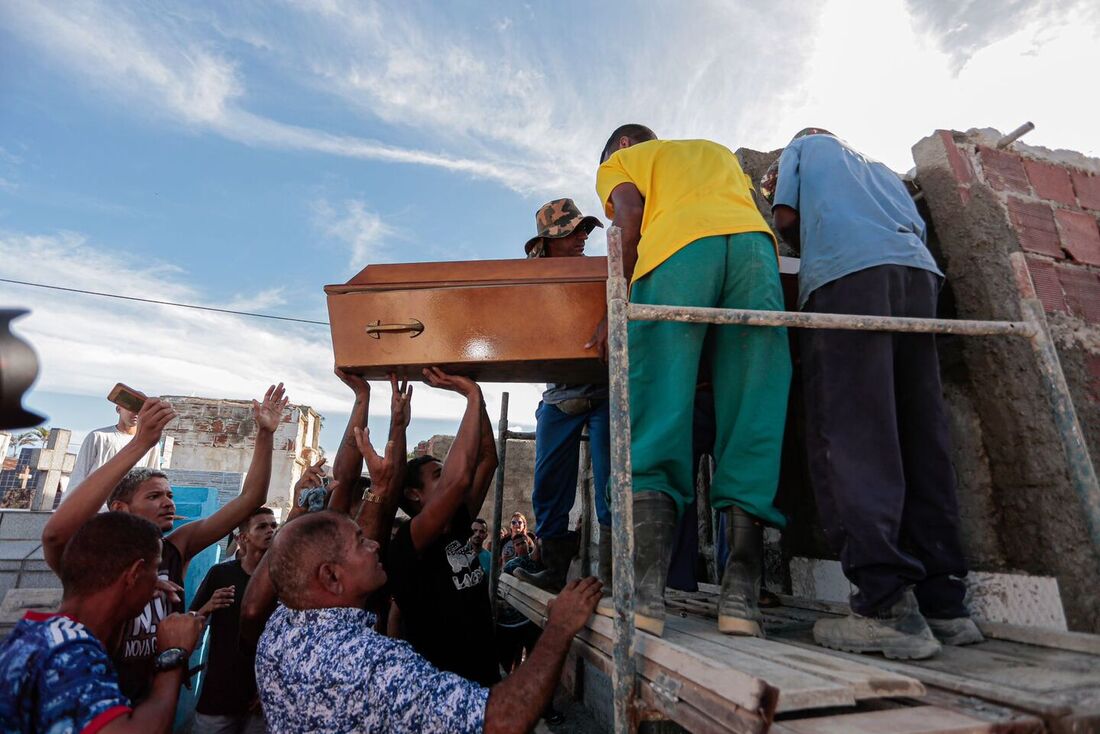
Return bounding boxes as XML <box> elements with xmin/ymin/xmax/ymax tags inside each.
<box><xmin>532</xmin><ymin>400</ymin><xmax>611</xmax><ymax>538</ymax></box>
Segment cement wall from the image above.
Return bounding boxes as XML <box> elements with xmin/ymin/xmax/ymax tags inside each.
<box><xmin>912</xmin><ymin>129</ymin><xmax>1100</xmax><ymax>632</ymax></box>
<box><xmin>162</xmin><ymin>397</ymin><xmax>322</xmax><ymax>512</ymax></box>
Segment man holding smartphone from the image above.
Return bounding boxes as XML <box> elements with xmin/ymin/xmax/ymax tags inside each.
<box><xmin>42</xmin><ymin>384</ymin><xmax>289</xmax><ymax>701</ymax></box>
<box><xmin>67</xmin><ymin>385</ymin><xmax>162</xmax><ymax>492</ymax></box>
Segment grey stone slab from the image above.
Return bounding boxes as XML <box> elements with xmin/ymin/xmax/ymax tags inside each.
<box><xmin>0</xmin><ymin>588</ymin><xmax>62</xmax><ymax>623</ymax></box>
<box><xmin>0</xmin><ymin>541</ymin><xmax>41</xmax><ymax>561</ymax></box>
<box><xmin>0</xmin><ymin>511</ymin><xmax>51</xmax><ymax>540</ymax></box>
<box><xmin>17</xmin><ymin>571</ymin><xmax>60</xmax><ymax>589</ymax></box>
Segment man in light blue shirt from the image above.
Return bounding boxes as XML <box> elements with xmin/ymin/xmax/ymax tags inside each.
<box><xmin>767</xmin><ymin>130</ymin><xmax>982</xmax><ymax>660</ymax></box>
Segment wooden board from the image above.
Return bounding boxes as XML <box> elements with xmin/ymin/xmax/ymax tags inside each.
<box><xmin>770</xmin><ymin>705</ymin><xmax>1031</xmax><ymax>734</ymax></box>
<box><xmin>501</xmin><ymin>576</ymin><xmax>922</xmax><ymax>721</ymax></box>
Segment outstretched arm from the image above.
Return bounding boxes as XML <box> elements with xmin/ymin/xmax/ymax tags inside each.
<box><xmin>42</xmin><ymin>399</ymin><xmax>176</xmax><ymax>572</ymax></box>
<box><xmin>239</xmin><ymin>551</ymin><xmax>277</xmax><ymax>652</ymax></box>
<box><xmin>171</xmin><ymin>384</ymin><xmax>287</xmax><ymax>562</ymax></box>
<box><xmin>409</xmin><ymin>368</ymin><xmax>483</xmax><ymax>553</ymax></box>
<box><xmin>483</xmin><ymin>578</ymin><xmax>603</xmax><ymax>734</ymax></box>
<box><xmin>355</xmin><ymin>374</ymin><xmax>411</xmax><ymax>548</ymax></box>
<box><xmin>329</xmin><ymin>367</ymin><xmax>372</xmax><ymax>514</ymax></box>
<box><xmin>585</xmin><ymin>182</ymin><xmax>645</xmax><ymax>363</ymax></box>
<box><xmin>465</xmin><ymin>398</ymin><xmax>498</xmax><ymax>518</ymax></box>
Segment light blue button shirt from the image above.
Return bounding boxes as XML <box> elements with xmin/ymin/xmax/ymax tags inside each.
<box><xmin>772</xmin><ymin>134</ymin><xmax>942</xmax><ymax>308</ymax></box>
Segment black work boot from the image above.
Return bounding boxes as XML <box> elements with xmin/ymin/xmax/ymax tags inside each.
<box><xmin>513</xmin><ymin>532</ymin><xmax>579</xmax><ymax>593</ymax></box>
<box><xmin>633</xmin><ymin>492</ymin><xmax>677</xmax><ymax>637</ymax></box>
<box><xmin>717</xmin><ymin>506</ymin><xmax>765</xmax><ymax>637</ymax></box>
<box><xmin>597</xmin><ymin>525</ymin><xmax>613</xmax><ymax>594</ymax></box>
<box><xmin>813</xmin><ymin>588</ymin><xmax>942</xmax><ymax>660</ymax></box>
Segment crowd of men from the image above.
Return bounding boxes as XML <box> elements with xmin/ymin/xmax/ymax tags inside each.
<box><xmin>0</xmin><ymin>127</ymin><xmax>982</xmax><ymax>733</ymax></box>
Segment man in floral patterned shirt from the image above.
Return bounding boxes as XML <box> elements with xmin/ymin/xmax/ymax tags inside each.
<box><xmin>257</xmin><ymin>511</ymin><xmax>602</xmax><ymax>734</ymax></box>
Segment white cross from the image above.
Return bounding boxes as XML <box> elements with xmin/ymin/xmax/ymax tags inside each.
<box><xmin>16</xmin><ymin>465</ymin><xmax>32</xmax><ymax>489</ymax></box>
<box><xmin>31</xmin><ymin>429</ymin><xmax>74</xmax><ymax>510</ymax></box>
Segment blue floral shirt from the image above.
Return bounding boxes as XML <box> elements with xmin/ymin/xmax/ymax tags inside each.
<box><xmin>256</xmin><ymin>604</ymin><xmax>490</xmax><ymax>733</ymax></box>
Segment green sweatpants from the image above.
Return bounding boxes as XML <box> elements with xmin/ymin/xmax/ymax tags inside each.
<box><xmin>628</xmin><ymin>232</ymin><xmax>791</xmax><ymax>527</ymax></box>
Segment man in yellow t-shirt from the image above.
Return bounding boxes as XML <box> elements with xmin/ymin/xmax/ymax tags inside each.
<box><xmin>591</xmin><ymin>124</ymin><xmax>791</xmax><ymax>638</ymax></box>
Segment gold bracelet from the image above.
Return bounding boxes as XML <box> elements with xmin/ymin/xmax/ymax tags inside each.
<box><xmin>364</xmin><ymin>491</ymin><xmax>384</xmax><ymax>504</ymax></box>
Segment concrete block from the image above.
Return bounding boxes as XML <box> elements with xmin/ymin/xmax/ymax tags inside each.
<box><xmin>1007</xmin><ymin>197</ymin><xmax>1063</xmax><ymax>257</ymax></box>
<box><xmin>978</xmin><ymin>146</ymin><xmax>1030</xmax><ymax>193</ymax></box>
<box><xmin>1055</xmin><ymin>208</ymin><xmax>1100</xmax><ymax>266</ymax></box>
<box><xmin>1072</xmin><ymin>170</ymin><xmax>1100</xmax><ymax>210</ymax></box>
<box><xmin>0</xmin><ymin>588</ymin><xmax>62</xmax><ymax>624</ymax></box>
<box><xmin>1024</xmin><ymin>158</ymin><xmax>1077</xmax><ymax>206</ymax></box>
<box><xmin>0</xmin><ymin>511</ymin><xmax>50</xmax><ymax>540</ymax></box>
<box><xmin>1025</xmin><ymin>256</ymin><xmax>1069</xmax><ymax>313</ymax></box>
<box><xmin>789</xmin><ymin>557</ymin><xmax>853</xmax><ymax>604</ymax></box>
<box><xmin>966</xmin><ymin>571</ymin><xmax>1067</xmax><ymax>629</ymax></box>
<box><xmin>1054</xmin><ymin>264</ymin><xmax>1100</xmax><ymax>322</ymax></box>
<box><xmin>0</xmin><ymin>540</ymin><xmax>42</xmax><ymax>561</ymax></box>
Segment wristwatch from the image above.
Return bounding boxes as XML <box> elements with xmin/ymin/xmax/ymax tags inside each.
<box><xmin>153</xmin><ymin>647</ymin><xmax>188</xmax><ymax>673</ymax></box>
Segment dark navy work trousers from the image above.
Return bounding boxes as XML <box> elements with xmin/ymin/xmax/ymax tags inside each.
<box><xmin>801</xmin><ymin>265</ymin><xmax>968</xmax><ymax>618</ymax></box>
<box><xmin>532</xmin><ymin>400</ymin><xmax>611</xmax><ymax>539</ymax></box>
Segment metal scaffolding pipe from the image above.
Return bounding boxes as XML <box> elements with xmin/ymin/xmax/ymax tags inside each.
<box><xmin>628</xmin><ymin>303</ymin><xmax>1037</xmax><ymax>337</ymax></box>
<box><xmin>606</xmin><ymin>227</ymin><xmax>638</xmax><ymax>734</ymax></box>
<box><xmin>487</xmin><ymin>392</ymin><xmax>509</xmax><ymax>618</ymax></box>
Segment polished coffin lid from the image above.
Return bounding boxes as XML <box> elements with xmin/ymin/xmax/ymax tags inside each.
<box><xmin>325</xmin><ymin>256</ymin><xmax>801</xmax><ymax>383</ymax></box>
<box><xmin>325</xmin><ymin>257</ymin><xmax>610</xmax><ymax>383</ymax></box>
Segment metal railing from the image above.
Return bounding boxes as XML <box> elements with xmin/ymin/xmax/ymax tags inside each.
<box><xmin>601</xmin><ymin>226</ymin><xmax>1100</xmax><ymax>733</ymax></box>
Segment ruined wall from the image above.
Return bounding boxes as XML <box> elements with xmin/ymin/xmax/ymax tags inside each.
<box><xmin>913</xmin><ymin>130</ymin><xmax>1100</xmax><ymax>631</ymax></box>
<box><xmin>162</xmin><ymin>397</ymin><xmax>322</xmax><ymax>511</ymax></box>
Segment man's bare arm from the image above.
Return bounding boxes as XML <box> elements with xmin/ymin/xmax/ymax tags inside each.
<box><xmin>465</xmin><ymin>397</ymin><xmax>498</xmax><ymax>517</ymax></box>
<box><xmin>356</xmin><ymin>375</ymin><xmax>411</xmax><ymax>547</ymax></box>
<box><xmin>171</xmin><ymin>384</ymin><xmax>286</xmax><ymax>561</ymax></box>
<box><xmin>585</xmin><ymin>182</ymin><xmax>645</xmax><ymax>362</ymax></box>
<box><xmin>409</xmin><ymin>368</ymin><xmax>482</xmax><ymax>552</ymax></box>
<box><xmin>239</xmin><ymin>551</ymin><xmax>277</xmax><ymax>652</ymax></box>
<box><xmin>483</xmin><ymin>578</ymin><xmax>603</xmax><ymax>734</ymax></box>
<box><xmin>41</xmin><ymin>399</ymin><xmax>176</xmax><ymax>572</ymax></box>
<box><xmin>330</xmin><ymin>368</ymin><xmax>371</xmax><ymax>514</ymax></box>
<box><xmin>772</xmin><ymin>204</ymin><xmax>801</xmax><ymax>251</ymax></box>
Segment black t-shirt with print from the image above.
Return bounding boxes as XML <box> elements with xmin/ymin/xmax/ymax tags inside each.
<box><xmin>115</xmin><ymin>537</ymin><xmax>185</xmax><ymax>702</ymax></box>
<box><xmin>385</xmin><ymin>505</ymin><xmax>499</xmax><ymax>687</ymax></box>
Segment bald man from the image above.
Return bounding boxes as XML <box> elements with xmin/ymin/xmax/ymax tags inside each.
<box><xmin>255</xmin><ymin>511</ymin><xmax>602</xmax><ymax>734</ymax></box>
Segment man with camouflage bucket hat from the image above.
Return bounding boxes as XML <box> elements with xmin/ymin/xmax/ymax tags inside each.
<box><xmin>513</xmin><ymin>199</ymin><xmax>614</xmax><ymax>594</ymax></box>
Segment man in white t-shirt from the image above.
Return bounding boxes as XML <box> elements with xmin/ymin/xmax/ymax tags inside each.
<box><xmin>68</xmin><ymin>403</ymin><xmax>162</xmax><ymax>490</ymax></box>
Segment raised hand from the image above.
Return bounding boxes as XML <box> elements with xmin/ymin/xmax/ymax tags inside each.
<box><xmin>135</xmin><ymin>399</ymin><xmax>177</xmax><ymax>450</ymax></box>
<box><xmin>584</xmin><ymin>317</ymin><xmax>609</xmax><ymax>364</ymax></box>
<box><xmin>294</xmin><ymin>457</ymin><xmax>327</xmax><ymax>491</ymax></box>
<box><xmin>422</xmin><ymin>366</ymin><xmax>478</xmax><ymax>397</ymax></box>
<box><xmin>154</xmin><ymin>577</ymin><xmax>184</xmax><ymax>606</ymax></box>
<box><xmin>335</xmin><ymin>366</ymin><xmax>370</xmax><ymax>398</ymax></box>
<box><xmin>546</xmin><ymin>577</ymin><xmax>603</xmax><ymax>637</ymax></box>
<box><xmin>253</xmin><ymin>383</ymin><xmax>288</xmax><ymax>433</ymax></box>
<box><xmin>353</xmin><ymin>426</ymin><xmax>396</xmax><ymax>493</ymax></box>
<box><xmin>389</xmin><ymin>373</ymin><xmax>413</xmax><ymax>429</ymax></box>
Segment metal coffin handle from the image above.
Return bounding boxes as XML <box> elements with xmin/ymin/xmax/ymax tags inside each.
<box><xmin>365</xmin><ymin>319</ymin><xmax>425</xmax><ymax>339</ymax></box>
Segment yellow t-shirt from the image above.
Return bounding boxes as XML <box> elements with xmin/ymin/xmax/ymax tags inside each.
<box><xmin>596</xmin><ymin>139</ymin><xmax>775</xmax><ymax>282</ymax></box>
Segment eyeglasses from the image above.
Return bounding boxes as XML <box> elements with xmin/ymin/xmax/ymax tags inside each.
<box><xmin>510</xmin><ymin>519</ymin><xmax>523</xmax><ymax>526</ymax></box>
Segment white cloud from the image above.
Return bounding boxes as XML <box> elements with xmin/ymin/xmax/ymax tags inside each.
<box><xmin>313</xmin><ymin>199</ymin><xmax>395</xmax><ymax>266</ymax></box>
<box><xmin>0</xmin><ymin>228</ymin><xmax>542</xmax><ymax>433</ymax></box>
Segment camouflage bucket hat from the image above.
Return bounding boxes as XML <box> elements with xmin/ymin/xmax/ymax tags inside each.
<box><xmin>760</xmin><ymin>127</ymin><xmax>835</xmax><ymax>205</ymax></box>
<box><xmin>524</xmin><ymin>198</ymin><xmax>604</xmax><ymax>258</ymax></box>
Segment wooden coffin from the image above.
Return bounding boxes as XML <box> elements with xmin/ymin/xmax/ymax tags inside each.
<box><xmin>325</xmin><ymin>256</ymin><xmax>801</xmax><ymax>383</ymax></box>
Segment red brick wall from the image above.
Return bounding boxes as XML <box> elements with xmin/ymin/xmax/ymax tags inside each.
<box><xmin>937</xmin><ymin>131</ymin><xmax>1100</xmax><ymax>320</ymax></box>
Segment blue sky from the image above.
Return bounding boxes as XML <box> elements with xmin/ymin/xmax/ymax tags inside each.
<box><xmin>1</xmin><ymin>0</ymin><xmax>1098</xmax><ymax>454</ymax></box>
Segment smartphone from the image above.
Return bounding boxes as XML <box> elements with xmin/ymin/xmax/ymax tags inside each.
<box><xmin>107</xmin><ymin>383</ymin><xmax>148</xmax><ymax>413</ymax></box>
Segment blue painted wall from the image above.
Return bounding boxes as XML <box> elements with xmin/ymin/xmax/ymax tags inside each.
<box><xmin>168</xmin><ymin>486</ymin><xmax>221</xmax><ymax>733</ymax></box>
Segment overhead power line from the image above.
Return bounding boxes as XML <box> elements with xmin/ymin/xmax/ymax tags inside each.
<box><xmin>0</xmin><ymin>277</ymin><xmax>330</xmax><ymax>326</ymax></box>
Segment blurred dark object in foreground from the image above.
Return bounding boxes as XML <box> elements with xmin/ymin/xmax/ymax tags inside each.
<box><xmin>0</xmin><ymin>309</ymin><xmax>45</xmax><ymax>430</ymax></box>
